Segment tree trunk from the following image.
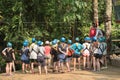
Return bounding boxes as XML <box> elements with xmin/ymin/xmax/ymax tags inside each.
<box><xmin>105</xmin><ymin>0</ymin><xmax>112</xmax><ymax>54</ymax></box>
<box><xmin>93</xmin><ymin>0</ymin><xmax>99</xmax><ymax>27</ymax></box>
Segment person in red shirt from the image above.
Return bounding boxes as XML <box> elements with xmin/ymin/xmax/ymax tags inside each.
<box><xmin>44</xmin><ymin>41</ymin><xmax>52</xmax><ymax>67</ymax></box>
<box><xmin>89</xmin><ymin>22</ymin><xmax>97</xmax><ymax>39</ymax></box>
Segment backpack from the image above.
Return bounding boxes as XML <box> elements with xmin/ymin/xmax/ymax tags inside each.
<box><xmin>21</xmin><ymin>49</ymin><xmax>29</xmax><ymax>61</ymax></box>
<box><xmin>89</xmin><ymin>27</ymin><xmax>96</xmax><ymax>38</ymax></box>
<box><xmin>67</xmin><ymin>48</ymin><xmax>74</xmax><ymax>57</ymax></box>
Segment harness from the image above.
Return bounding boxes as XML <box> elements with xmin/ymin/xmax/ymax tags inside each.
<box><xmin>59</xmin><ymin>44</ymin><xmax>68</xmax><ymax>54</ymax></box>
<box><xmin>83</xmin><ymin>44</ymin><xmax>90</xmax><ymax>52</ymax></box>
<box><xmin>93</xmin><ymin>43</ymin><xmax>103</xmax><ymax>54</ymax></box>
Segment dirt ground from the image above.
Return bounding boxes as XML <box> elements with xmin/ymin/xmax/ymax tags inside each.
<box><xmin>0</xmin><ymin>65</ymin><xmax>120</xmax><ymax>80</ymax></box>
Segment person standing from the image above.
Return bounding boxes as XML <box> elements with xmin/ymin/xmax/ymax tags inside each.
<box><xmin>58</xmin><ymin>37</ymin><xmax>70</xmax><ymax>73</ymax></box>
<box><xmin>70</xmin><ymin>37</ymin><xmax>83</xmax><ymax>71</ymax></box>
<box><xmin>67</xmin><ymin>39</ymin><xmax>74</xmax><ymax>71</ymax></box>
<box><xmin>21</xmin><ymin>41</ymin><xmax>30</xmax><ymax>73</ymax></box>
<box><xmin>50</xmin><ymin>40</ymin><xmax>59</xmax><ymax>73</ymax></box>
<box><xmin>2</xmin><ymin>42</ymin><xmax>15</xmax><ymax>76</ymax></box>
<box><xmin>37</xmin><ymin>41</ymin><xmax>48</xmax><ymax>75</ymax></box>
<box><xmin>101</xmin><ymin>37</ymin><xmax>107</xmax><ymax>69</ymax></box>
<box><xmin>44</xmin><ymin>41</ymin><xmax>51</xmax><ymax>67</ymax></box>
<box><xmin>29</xmin><ymin>38</ymin><xmax>38</xmax><ymax>73</ymax></box>
<box><xmin>92</xmin><ymin>37</ymin><xmax>103</xmax><ymax>71</ymax></box>
<box><xmin>82</xmin><ymin>37</ymin><xmax>91</xmax><ymax>70</ymax></box>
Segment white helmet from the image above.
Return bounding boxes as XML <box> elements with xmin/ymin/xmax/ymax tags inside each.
<box><xmin>45</xmin><ymin>41</ymin><xmax>50</xmax><ymax>44</ymax></box>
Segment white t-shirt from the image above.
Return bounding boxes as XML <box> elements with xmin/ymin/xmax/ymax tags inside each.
<box><xmin>29</xmin><ymin>43</ymin><xmax>38</xmax><ymax>59</ymax></box>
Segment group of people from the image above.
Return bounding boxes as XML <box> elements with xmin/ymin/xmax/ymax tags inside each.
<box><xmin>1</xmin><ymin>36</ymin><xmax>107</xmax><ymax>76</ymax></box>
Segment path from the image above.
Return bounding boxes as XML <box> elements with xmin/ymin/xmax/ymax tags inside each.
<box><xmin>0</xmin><ymin>66</ymin><xmax>120</xmax><ymax>80</ymax></box>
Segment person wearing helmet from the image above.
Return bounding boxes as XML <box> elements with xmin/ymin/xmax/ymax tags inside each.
<box><xmin>58</xmin><ymin>37</ymin><xmax>70</xmax><ymax>73</ymax></box>
<box><xmin>67</xmin><ymin>39</ymin><xmax>74</xmax><ymax>57</ymax></box>
<box><xmin>44</xmin><ymin>40</ymin><xmax>52</xmax><ymax>67</ymax></box>
<box><xmin>20</xmin><ymin>42</ymin><xmax>30</xmax><ymax>73</ymax></box>
<box><xmin>67</xmin><ymin>39</ymin><xmax>74</xmax><ymax>71</ymax></box>
<box><xmin>24</xmin><ymin>40</ymin><xmax>29</xmax><ymax>46</ymax></box>
<box><xmin>82</xmin><ymin>37</ymin><xmax>91</xmax><ymax>70</ymax></box>
<box><xmin>2</xmin><ymin>42</ymin><xmax>15</xmax><ymax>76</ymax></box>
<box><xmin>29</xmin><ymin>38</ymin><xmax>38</xmax><ymax>74</ymax></box>
<box><xmin>50</xmin><ymin>40</ymin><xmax>59</xmax><ymax>73</ymax></box>
<box><xmin>100</xmin><ymin>37</ymin><xmax>107</xmax><ymax>69</ymax></box>
<box><xmin>37</xmin><ymin>41</ymin><xmax>47</xmax><ymax>75</ymax></box>
<box><xmin>91</xmin><ymin>37</ymin><xmax>103</xmax><ymax>71</ymax></box>
<box><xmin>70</xmin><ymin>37</ymin><xmax>83</xmax><ymax>71</ymax></box>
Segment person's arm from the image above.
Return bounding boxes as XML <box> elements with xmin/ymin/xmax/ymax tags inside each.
<box><xmin>12</xmin><ymin>49</ymin><xmax>16</xmax><ymax>60</ymax></box>
<box><xmin>58</xmin><ymin>47</ymin><xmax>66</xmax><ymax>55</ymax></box>
<box><xmin>2</xmin><ymin>48</ymin><xmax>7</xmax><ymax>56</ymax></box>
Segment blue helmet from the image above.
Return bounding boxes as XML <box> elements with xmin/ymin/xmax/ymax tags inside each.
<box><xmin>60</xmin><ymin>37</ymin><xmax>66</xmax><ymax>42</ymax></box>
<box><xmin>32</xmin><ymin>38</ymin><xmax>36</xmax><ymax>43</ymax></box>
<box><xmin>7</xmin><ymin>42</ymin><xmax>12</xmax><ymax>47</ymax></box>
<box><xmin>54</xmin><ymin>39</ymin><xmax>59</xmax><ymax>43</ymax></box>
<box><xmin>92</xmin><ymin>36</ymin><xmax>97</xmax><ymax>41</ymax></box>
<box><xmin>68</xmin><ymin>39</ymin><xmax>72</xmax><ymax>44</ymax></box>
<box><xmin>84</xmin><ymin>37</ymin><xmax>91</xmax><ymax>41</ymax></box>
<box><xmin>75</xmin><ymin>37</ymin><xmax>79</xmax><ymax>42</ymax></box>
<box><xmin>52</xmin><ymin>40</ymin><xmax>57</xmax><ymax>45</ymax></box>
<box><xmin>24</xmin><ymin>39</ymin><xmax>29</xmax><ymax>43</ymax></box>
<box><xmin>37</xmin><ymin>41</ymin><xmax>42</xmax><ymax>46</ymax></box>
<box><xmin>23</xmin><ymin>42</ymin><xmax>28</xmax><ymax>47</ymax></box>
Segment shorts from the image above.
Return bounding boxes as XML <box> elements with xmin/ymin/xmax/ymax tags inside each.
<box><xmin>58</xmin><ymin>54</ymin><xmax>66</xmax><ymax>63</ymax></box>
<box><xmin>94</xmin><ymin>54</ymin><xmax>102</xmax><ymax>59</ymax></box>
<box><xmin>4</xmin><ymin>56</ymin><xmax>13</xmax><ymax>63</ymax></box>
<box><xmin>45</xmin><ymin>54</ymin><xmax>51</xmax><ymax>59</ymax></box>
<box><xmin>21</xmin><ymin>60</ymin><xmax>30</xmax><ymax>64</ymax></box>
<box><xmin>66</xmin><ymin>57</ymin><xmax>72</xmax><ymax>62</ymax></box>
<box><xmin>83</xmin><ymin>52</ymin><xmax>90</xmax><ymax>57</ymax></box>
<box><xmin>59</xmin><ymin>57</ymin><xmax>70</xmax><ymax>63</ymax></box>
<box><xmin>30</xmin><ymin>59</ymin><xmax>37</xmax><ymax>63</ymax></box>
<box><xmin>73</xmin><ymin>53</ymin><xmax>81</xmax><ymax>58</ymax></box>
<box><xmin>38</xmin><ymin>59</ymin><xmax>46</xmax><ymax>66</ymax></box>
<box><xmin>53</xmin><ymin>57</ymin><xmax>59</xmax><ymax>62</ymax></box>
<box><xmin>6</xmin><ymin>60</ymin><xmax>13</xmax><ymax>63</ymax></box>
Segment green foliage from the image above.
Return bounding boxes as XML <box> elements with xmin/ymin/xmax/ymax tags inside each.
<box><xmin>0</xmin><ymin>0</ymin><xmax>119</xmax><ymax>73</ymax></box>
<box><xmin>0</xmin><ymin>0</ymin><xmax>119</xmax><ymax>46</ymax></box>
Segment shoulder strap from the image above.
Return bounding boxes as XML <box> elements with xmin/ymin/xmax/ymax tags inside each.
<box><xmin>60</xmin><ymin>44</ymin><xmax>68</xmax><ymax>50</ymax></box>
<box><xmin>102</xmin><ymin>43</ymin><xmax>107</xmax><ymax>52</ymax></box>
<box><xmin>98</xmin><ymin>44</ymin><xmax>103</xmax><ymax>53</ymax></box>
<box><xmin>37</xmin><ymin>47</ymin><xmax>45</xmax><ymax>57</ymax></box>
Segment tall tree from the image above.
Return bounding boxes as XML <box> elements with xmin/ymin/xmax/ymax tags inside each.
<box><xmin>105</xmin><ymin>0</ymin><xmax>112</xmax><ymax>54</ymax></box>
<box><xmin>93</xmin><ymin>0</ymin><xmax>98</xmax><ymax>27</ymax></box>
